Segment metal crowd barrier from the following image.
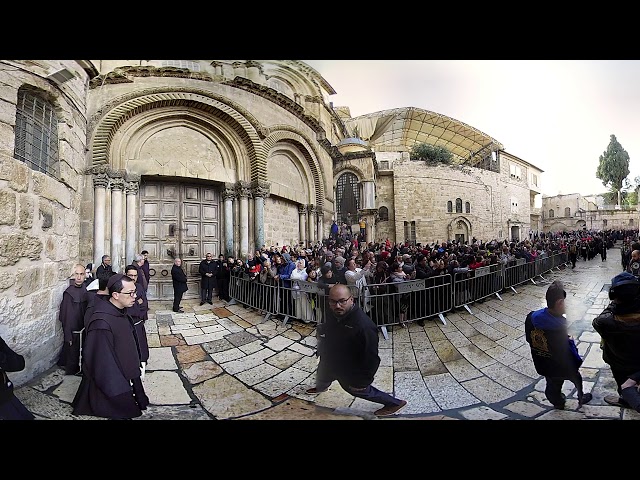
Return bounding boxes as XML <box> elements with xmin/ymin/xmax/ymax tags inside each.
<box><xmin>228</xmin><ymin>252</ymin><xmax>569</xmax><ymax>337</ymax></box>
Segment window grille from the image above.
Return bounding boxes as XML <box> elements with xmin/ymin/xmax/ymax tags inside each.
<box><xmin>336</xmin><ymin>172</ymin><xmax>359</xmax><ymax>224</ymax></box>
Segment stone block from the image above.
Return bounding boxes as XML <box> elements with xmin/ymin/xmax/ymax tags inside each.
<box><xmin>33</xmin><ymin>171</ymin><xmax>70</xmax><ymax>208</ymax></box>
<box><xmin>0</xmin><ymin>233</ymin><xmax>42</xmax><ymax>265</ymax></box>
<box><xmin>18</xmin><ymin>194</ymin><xmax>34</xmax><ymax>229</ymax></box>
<box><xmin>15</xmin><ymin>265</ymin><xmax>42</xmax><ymax>297</ymax></box>
<box><xmin>0</xmin><ymin>189</ymin><xmax>16</xmax><ymax>224</ymax></box>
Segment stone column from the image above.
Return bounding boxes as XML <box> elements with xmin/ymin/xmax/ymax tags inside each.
<box><xmin>92</xmin><ymin>172</ymin><xmax>109</xmax><ymax>267</ymax></box>
<box><xmin>317</xmin><ymin>209</ymin><xmax>324</xmax><ymax>244</ymax></box>
<box><xmin>237</xmin><ymin>181</ymin><xmax>251</xmax><ymax>258</ymax></box>
<box><xmin>307</xmin><ymin>205</ymin><xmax>316</xmax><ymax>246</ymax></box>
<box><xmin>252</xmin><ymin>181</ymin><xmax>270</xmax><ymax>250</ymax></box>
<box><xmin>361</xmin><ymin>181</ymin><xmax>376</xmax><ymax>210</ymax></box>
<box><xmin>298</xmin><ymin>205</ymin><xmax>307</xmax><ymax>246</ymax></box>
<box><xmin>223</xmin><ymin>185</ymin><xmax>235</xmax><ymax>257</ymax></box>
<box><xmin>110</xmin><ymin>175</ymin><xmax>125</xmax><ymax>273</ymax></box>
<box><xmin>125</xmin><ymin>178</ymin><xmax>140</xmax><ymax>266</ymax></box>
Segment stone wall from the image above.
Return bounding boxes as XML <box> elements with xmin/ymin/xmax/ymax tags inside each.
<box><xmin>263</xmin><ymin>196</ymin><xmax>302</xmax><ymax>247</ymax></box>
<box><xmin>0</xmin><ymin>61</ymin><xmax>90</xmax><ymax>386</ymax></box>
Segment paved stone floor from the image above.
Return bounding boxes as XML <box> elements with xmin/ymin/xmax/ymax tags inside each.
<box><xmin>14</xmin><ymin>247</ymin><xmax>640</xmax><ymax>420</ymax></box>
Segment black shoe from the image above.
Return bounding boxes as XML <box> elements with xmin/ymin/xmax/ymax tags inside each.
<box><xmin>207</xmin><ymin>300</ymin><xmax>213</xmax><ymax>305</ymax></box>
<box><xmin>200</xmin><ymin>302</ymin><xmax>205</xmax><ymax>306</ymax></box>
<box><xmin>604</xmin><ymin>394</ymin><xmax>630</xmax><ymax>408</ymax></box>
<box><xmin>578</xmin><ymin>392</ymin><xmax>593</xmax><ymax>406</ymax></box>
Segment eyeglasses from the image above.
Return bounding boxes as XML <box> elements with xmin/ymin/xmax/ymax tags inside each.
<box><xmin>328</xmin><ymin>297</ymin><xmax>352</xmax><ymax>306</ymax></box>
<box><xmin>119</xmin><ymin>290</ymin><xmax>137</xmax><ymax>297</ymax></box>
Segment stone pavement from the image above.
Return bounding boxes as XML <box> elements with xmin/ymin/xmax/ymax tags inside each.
<box><xmin>14</xmin><ymin>246</ymin><xmax>640</xmax><ymax>420</ymax></box>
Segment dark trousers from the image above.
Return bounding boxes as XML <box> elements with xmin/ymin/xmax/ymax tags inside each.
<box><xmin>201</xmin><ymin>286</ymin><xmax>214</xmax><ymax>302</ymax></box>
<box><xmin>544</xmin><ymin>371</ymin><xmax>585</xmax><ymax>406</ymax></box>
<box><xmin>314</xmin><ymin>360</ymin><xmax>403</xmax><ymax>408</ymax></box>
<box><xmin>217</xmin><ymin>278</ymin><xmax>229</xmax><ymax>301</ymax></box>
<box><xmin>173</xmin><ymin>290</ymin><xmax>184</xmax><ymax>312</ymax></box>
<box><xmin>570</xmin><ymin>253</ymin><xmax>577</xmax><ymax>268</ymax></box>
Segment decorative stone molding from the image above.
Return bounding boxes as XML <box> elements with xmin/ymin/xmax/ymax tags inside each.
<box><xmin>92</xmin><ymin>173</ymin><xmax>110</xmax><ymax>189</ymax></box>
<box><xmin>236</xmin><ymin>181</ymin><xmax>251</xmax><ymax>198</ymax></box>
<box><xmin>108</xmin><ymin>168</ymin><xmax>125</xmax><ymax>179</ymax></box>
<box><xmin>124</xmin><ymin>181</ymin><xmax>139</xmax><ymax>195</ymax></box>
<box><xmin>125</xmin><ymin>172</ymin><xmax>141</xmax><ymax>183</ymax></box>
<box><xmin>298</xmin><ymin>205</ymin><xmax>307</xmax><ymax>215</ymax></box>
<box><xmin>89</xmin><ymin>66</ymin><xmax>216</xmax><ymax>89</ymax></box>
<box><xmin>110</xmin><ymin>177</ymin><xmax>125</xmax><ymax>191</ymax></box>
<box><xmin>88</xmin><ymin>164</ymin><xmax>110</xmax><ymax>175</ymax></box>
<box><xmin>222</xmin><ymin>184</ymin><xmax>237</xmax><ymax>201</ymax></box>
<box><xmin>307</xmin><ymin>205</ymin><xmax>317</xmax><ymax>217</ymax></box>
<box><xmin>251</xmin><ymin>180</ymin><xmax>271</xmax><ymax>199</ymax></box>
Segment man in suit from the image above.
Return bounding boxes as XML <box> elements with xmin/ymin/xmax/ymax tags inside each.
<box><xmin>198</xmin><ymin>252</ymin><xmax>218</xmax><ymax>305</ymax></box>
<box><xmin>171</xmin><ymin>258</ymin><xmax>188</xmax><ymax>313</ymax></box>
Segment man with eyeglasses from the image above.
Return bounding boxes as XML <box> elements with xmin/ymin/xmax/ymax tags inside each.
<box><xmin>72</xmin><ymin>273</ymin><xmax>149</xmax><ymax>420</ymax></box>
<box><xmin>124</xmin><ymin>265</ymin><xmax>150</xmax><ymax>377</ymax></box>
<box><xmin>306</xmin><ymin>284</ymin><xmax>407</xmax><ymax>417</ymax></box>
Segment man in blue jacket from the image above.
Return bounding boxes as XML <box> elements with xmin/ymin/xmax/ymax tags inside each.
<box><xmin>525</xmin><ymin>280</ymin><xmax>593</xmax><ymax>409</ymax></box>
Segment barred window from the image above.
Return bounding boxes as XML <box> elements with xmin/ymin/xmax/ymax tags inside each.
<box><xmin>447</xmin><ymin>200</ymin><xmax>452</xmax><ymax>213</ymax></box>
<box><xmin>336</xmin><ymin>172</ymin><xmax>360</xmax><ymax>224</ymax></box>
<box><xmin>549</xmin><ymin>209</ymin><xmax>554</xmax><ymax>218</ymax></box>
<box><xmin>14</xmin><ymin>87</ymin><xmax>59</xmax><ymax>177</ymax></box>
<box><xmin>465</xmin><ymin>201</ymin><xmax>471</xmax><ymax>214</ymax></box>
<box><xmin>565</xmin><ymin>207</ymin><xmax>571</xmax><ymax>217</ymax></box>
<box><xmin>404</xmin><ymin>221</ymin><xmax>416</xmax><ymax>243</ymax></box>
<box><xmin>455</xmin><ymin>198</ymin><xmax>462</xmax><ymax>213</ymax></box>
<box><xmin>161</xmin><ymin>60</ymin><xmax>201</xmax><ymax>71</ymax></box>
<box><xmin>378</xmin><ymin>206</ymin><xmax>389</xmax><ymax>221</ymax></box>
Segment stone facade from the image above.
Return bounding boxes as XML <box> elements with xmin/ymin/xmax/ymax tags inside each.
<box><xmin>542</xmin><ymin>193</ymin><xmax>639</xmax><ymax>232</ymax></box>
<box><xmin>0</xmin><ymin>60</ymin><xmax>91</xmax><ymax>384</ymax></box>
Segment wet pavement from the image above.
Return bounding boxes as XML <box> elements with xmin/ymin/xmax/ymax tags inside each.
<box><xmin>14</xmin><ymin>246</ymin><xmax>640</xmax><ymax>420</ymax></box>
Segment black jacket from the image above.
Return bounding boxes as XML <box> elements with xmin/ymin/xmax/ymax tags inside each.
<box><xmin>592</xmin><ymin>296</ymin><xmax>640</xmax><ymax>377</ymax></box>
<box><xmin>0</xmin><ymin>336</ymin><xmax>25</xmax><ymax>403</ymax></box>
<box><xmin>171</xmin><ymin>264</ymin><xmax>188</xmax><ymax>294</ymax></box>
<box><xmin>317</xmin><ymin>303</ymin><xmax>380</xmax><ymax>388</ymax></box>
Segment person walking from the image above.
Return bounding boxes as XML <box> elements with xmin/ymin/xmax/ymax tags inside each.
<box><xmin>198</xmin><ymin>252</ymin><xmax>217</xmax><ymax>305</ymax></box>
<box><xmin>71</xmin><ymin>273</ymin><xmax>149</xmax><ymax>420</ymax></box>
<box><xmin>592</xmin><ymin>272</ymin><xmax>640</xmax><ymax>408</ymax></box>
<box><xmin>124</xmin><ymin>264</ymin><xmax>149</xmax><ymax>375</ymax></box>
<box><xmin>56</xmin><ymin>264</ymin><xmax>89</xmax><ymax>375</ymax></box>
<box><xmin>0</xmin><ymin>335</ymin><xmax>35</xmax><ymax>420</ymax></box>
<box><xmin>306</xmin><ymin>284</ymin><xmax>407</xmax><ymax>417</ymax></box>
<box><xmin>525</xmin><ymin>280</ymin><xmax>593</xmax><ymax>409</ymax></box>
<box><xmin>171</xmin><ymin>258</ymin><xmax>188</xmax><ymax>313</ymax></box>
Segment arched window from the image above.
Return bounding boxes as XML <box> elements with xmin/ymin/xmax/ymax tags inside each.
<box><xmin>336</xmin><ymin>172</ymin><xmax>360</xmax><ymax>224</ymax></box>
<box><xmin>14</xmin><ymin>86</ymin><xmax>59</xmax><ymax>177</ymax></box>
<box><xmin>565</xmin><ymin>207</ymin><xmax>571</xmax><ymax>217</ymax></box>
<box><xmin>447</xmin><ymin>201</ymin><xmax>452</xmax><ymax>213</ymax></box>
<box><xmin>549</xmin><ymin>209</ymin><xmax>554</xmax><ymax>218</ymax></box>
<box><xmin>455</xmin><ymin>198</ymin><xmax>462</xmax><ymax>213</ymax></box>
<box><xmin>378</xmin><ymin>206</ymin><xmax>389</xmax><ymax>221</ymax></box>
<box><xmin>465</xmin><ymin>202</ymin><xmax>471</xmax><ymax>214</ymax></box>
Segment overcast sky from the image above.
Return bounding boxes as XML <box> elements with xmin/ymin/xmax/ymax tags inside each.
<box><xmin>304</xmin><ymin>60</ymin><xmax>640</xmax><ymax>198</ymax></box>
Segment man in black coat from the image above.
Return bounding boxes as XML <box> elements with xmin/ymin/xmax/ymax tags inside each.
<box><xmin>95</xmin><ymin>255</ymin><xmax>113</xmax><ymax>281</ymax></box>
<box><xmin>306</xmin><ymin>284</ymin><xmax>407</xmax><ymax>417</ymax></box>
<box><xmin>71</xmin><ymin>274</ymin><xmax>149</xmax><ymax>420</ymax></box>
<box><xmin>198</xmin><ymin>252</ymin><xmax>218</xmax><ymax>305</ymax></box>
<box><xmin>0</xmin><ymin>335</ymin><xmax>35</xmax><ymax>420</ymax></box>
<box><xmin>592</xmin><ymin>272</ymin><xmax>640</xmax><ymax>407</ymax></box>
<box><xmin>171</xmin><ymin>258</ymin><xmax>188</xmax><ymax>313</ymax></box>
<box><xmin>125</xmin><ymin>265</ymin><xmax>150</xmax><ymax>372</ymax></box>
<box><xmin>140</xmin><ymin>250</ymin><xmax>151</xmax><ymax>286</ymax></box>
<box><xmin>57</xmin><ymin>264</ymin><xmax>89</xmax><ymax>375</ymax></box>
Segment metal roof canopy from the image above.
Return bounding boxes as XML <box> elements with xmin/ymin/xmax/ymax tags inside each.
<box><xmin>344</xmin><ymin>107</ymin><xmax>504</xmax><ymax>165</ymax></box>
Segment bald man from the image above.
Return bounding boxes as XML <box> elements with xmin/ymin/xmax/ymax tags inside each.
<box><xmin>56</xmin><ymin>264</ymin><xmax>88</xmax><ymax>375</ymax></box>
<box><xmin>306</xmin><ymin>284</ymin><xmax>407</xmax><ymax>417</ymax></box>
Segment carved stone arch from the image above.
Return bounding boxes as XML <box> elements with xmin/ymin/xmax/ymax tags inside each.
<box><xmin>447</xmin><ymin>216</ymin><xmax>472</xmax><ymax>241</ymax></box>
<box><xmin>89</xmin><ymin>88</ymin><xmax>267</xmax><ymax>182</ymax></box>
<box><xmin>262</xmin><ymin>129</ymin><xmax>324</xmax><ymax>210</ymax></box>
<box><xmin>333</xmin><ymin>162</ymin><xmax>366</xmax><ymax>181</ymax></box>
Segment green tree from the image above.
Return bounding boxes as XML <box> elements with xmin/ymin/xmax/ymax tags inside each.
<box><xmin>596</xmin><ymin>134</ymin><xmax>630</xmax><ymax>206</ymax></box>
<box><xmin>410</xmin><ymin>143</ymin><xmax>453</xmax><ymax>164</ymax></box>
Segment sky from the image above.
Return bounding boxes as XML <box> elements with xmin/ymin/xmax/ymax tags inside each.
<box><xmin>304</xmin><ymin>60</ymin><xmax>640</xmax><ymax>199</ymax></box>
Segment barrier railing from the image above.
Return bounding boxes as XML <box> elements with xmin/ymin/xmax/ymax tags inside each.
<box><xmin>228</xmin><ymin>252</ymin><xmax>568</xmax><ymax>337</ymax></box>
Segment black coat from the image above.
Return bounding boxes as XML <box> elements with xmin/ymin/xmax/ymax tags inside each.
<box><xmin>0</xmin><ymin>336</ymin><xmax>34</xmax><ymax>420</ymax></box>
<box><xmin>317</xmin><ymin>303</ymin><xmax>380</xmax><ymax>388</ymax></box>
<box><xmin>171</xmin><ymin>264</ymin><xmax>188</xmax><ymax>294</ymax></box>
<box><xmin>72</xmin><ymin>298</ymin><xmax>148</xmax><ymax>419</ymax></box>
<box><xmin>198</xmin><ymin>259</ymin><xmax>218</xmax><ymax>289</ymax></box>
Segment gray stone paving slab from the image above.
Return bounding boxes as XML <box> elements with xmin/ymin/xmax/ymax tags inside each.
<box><xmin>201</xmin><ymin>324</ymin><xmax>228</xmax><ymax>334</ymax></box>
<box><xmin>281</xmin><ymin>328</ymin><xmax>303</xmax><ymax>341</ymax></box>
<box><xmin>480</xmin><ymin>363</ymin><xmax>535</xmax><ymax>392</ymax></box>
<box><xmin>469</xmin><ymin>333</ymin><xmax>500</xmax><ymax>351</ymax></box>
<box><xmin>459</xmin><ymin>405</ymin><xmax>508</xmax><ymax>420</ymax></box>
<box><xmin>393</xmin><ymin>347</ymin><xmax>419</xmax><ymax>371</ymax></box>
<box><xmin>484</xmin><ymin>345</ymin><xmax>522</xmax><ymax>366</ymax></box>
<box><xmin>503</xmin><ymin>400</ymin><xmax>546</xmax><ymax>418</ymax></box>
<box><xmin>144</xmin><ymin>371</ymin><xmax>192</xmax><ymax>405</ymax></box>
<box><xmin>225</xmin><ymin>330</ymin><xmax>260</xmax><ymax>347</ymax></box>
<box><xmin>394</xmin><ymin>370</ymin><xmax>441</xmax><ymax>414</ymax></box>
<box><xmin>582</xmin><ymin>342</ymin><xmax>607</xmax><ymax>368</ymax></box>
<box><xmin>182</xmin><ymin>360</ymin><xmax>223</xmax><ymax>384</ymax></box>
<box><xmin>147</xmin><ymin>346</ymin><xmax>178</xmax><ymax>370</ymax></box>
<box><xmin>301</xmin><ymin>335</ymin><xmax>317</xmax><ymax>348</ymax></box>
<box><xmin>184</xmin><ymin>331</ymin><xmax>228</xmax><ymax>345</ymax></box>
<box><xmin>415</xmin><ymin>348</ymin><xmax>447</xmax><ymax>376</ymax></box>
<box><xmin>239</xmin><ymin>339</ymin><xmax>265</xmax><ymax>354</ymax></box>
<box><xmin>174</xmin><ymin>327</ymin><xmax>206</xmax><ymax>337</ymax></box>
<box><xmin>147</xmin><ymin>333</ymin><xmax>161</xmax><ymax>348</ymax></box>
<box><xmin>391</xmin><ymin>325</ymin><xmax>411</xmax><ymax>343</ymax></box>
<box><xmin>444</xmin><ymin>357</ymin><xmax>483</xmax><ymax>382</ymax></box>
<box><xmin>254</xmin><ymin>366</ymin><xmax>312</xmax><ymax>398</ymax></box>
<box><xmin>507</xmin><ymin>356</ymin><xmax>540</xmax><ymax>379</ymax></box>
<box><xmin>470</xmin><ymin>321</ymin><xmax>506</xmax><ymax>341</ymax></box>
<box><xmin>262</xmin><ymin>335</ymin><xmax>294</xmax><ymax>351</ymax></box>
<box><xmin>292</xmin><ymin>354</ymin><xmax>319</xmax><ymax>373</ymax></box>
<box><xmin>265</xmin><ymin>349</ymin><xmax>303</xmax><ymax>369</ymax></box>
<box><xmin>201</xmin><ymin>338</ymin><xmax>235</xmax><ymax>354</ymax></box>
<box><xmin>310</xmin><ymin>382</ymin><xmax>355</xmax><ymax>410</ymax></box>
<box><xmin>170</xmin><ymin>324</ymin><xmax>197</xmax><ymax>331</ymax></box>
<box><xmin>425</xmin><ymin>326</ymin><xmax>447</xmax><ymax>342</ymax></box>
<box><xmin>431</xmin><ymin>338</ymin><xmax>464</xmax><ymax>363</ymax></box>
<box><xmin>209</xmin><ymin>346</ymin><xmax>245</xmax><ymax>364</ymax></box>
<box><xmin>287</xmin><ymin>342</ymin><xmax>315</xmax><ymax>356</ymax></box>
<box><xmin>456</xmin><ymin>343</ymin><xmax>497</xmax><ymax>369</ymax></box>
<box><xmin>193</xmin><ymin>374</ymin><xmax>273</xmax><ymax>420</ymax></box>
<box><xmin>379</xmin><ymin>348</ymin><xmax>392</xmax><ymax>368</ymax></box>
<box><xmin>145</xmin><ymin>320</ymin><xmax>159</xmax><ymax>333</ymax></box>
<box><xmin>17</xmin><ymin>387</ymin><xmax>84</xmax><ymax>420</ymax></box>
<box><xmin>51</xmin><ymin>375</ymin><xmax>82</xmax><ymax>403</ymax></box>
<box><xmin>424</xmin><ymin>372</ymin><xmax>480</xmax><ymax>410</ymax></box>
<box><xmin>372</xmin><ymin>365</ymin><xmax>394</xmax><ymax>393</ymax></box>
<box><xmin>235</xmin><ymin>363</ymin><xmax>283</xmax><ymax>386</ymax></box>
<box><xmin>27</xmin><ymin>368</ymin><xmax>65</xmax><ymax>392</ymax></box>
<box><xmin>443</xmin><ymin>330</ymin><xmax>472</xmax><ymax>348</ymax></box>
<box><xmin>137</xmin><ymin>404</ymin><xmax>211</xmax><ymax>420</ymax></box>
<box><xmin>222</xmin><ymin>348</ymin><xmax>275</xmax><ymax>375</ymax></box>
<box><xmin>215</xmin><ymin>316</ymin><xmax>245</xmax><ymax>333</ymax></box>
<box><xmin>461</xmin><ymin>376</ymin><xmax>516</xmax><ymax>403</ymax></box>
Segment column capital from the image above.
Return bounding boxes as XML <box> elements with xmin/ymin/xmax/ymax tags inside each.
<box><xmin>93</xmin><ymin>172</ymin><xmax>109</xmax><ymax>189</ymax></box>
<box><xmin>223</xmin><ymin>183</ymin><xmax>237</xmax><ymax>201</ymax></box>
<box><xmin>87</xmin><ymin>164</ymin><xmax>110</xmax><ymax>176</ymax></box>
<box><xmin>251</xmin><ymin>180</ymin><xmax>271</xmax><ymax>199</ymax></box>
<box><xmin>236</xmin><ymin>181</ymin><xmax>251</xmax><ymax>198</ymax></box>
<box><xmin>298</xmin><ymin>204</ymin><xmax>307</xmax><ymax>215</ymax></box>
<box><xmin>110</xmin><ymin>177</ymin><xmax>125</xmax><ymax>191</ymax></box>
<box><xmin>108</xmin><ymin>168</ymin><xmax>125</xmax><ymax>179</ymax></box>
<box><xmin>125</xmin><ymin>181</ymin><xmax>139</xmax><ymax>195</ymax></box>
<box><xmin>306</xmin><ymin>204</ymin><xmax>317</xmax><ymax>216</ymax></box>
<box><xmin>125</xmin><ymin>172</ymin><xmax>141</xmax><ymax>183</ymax></box>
